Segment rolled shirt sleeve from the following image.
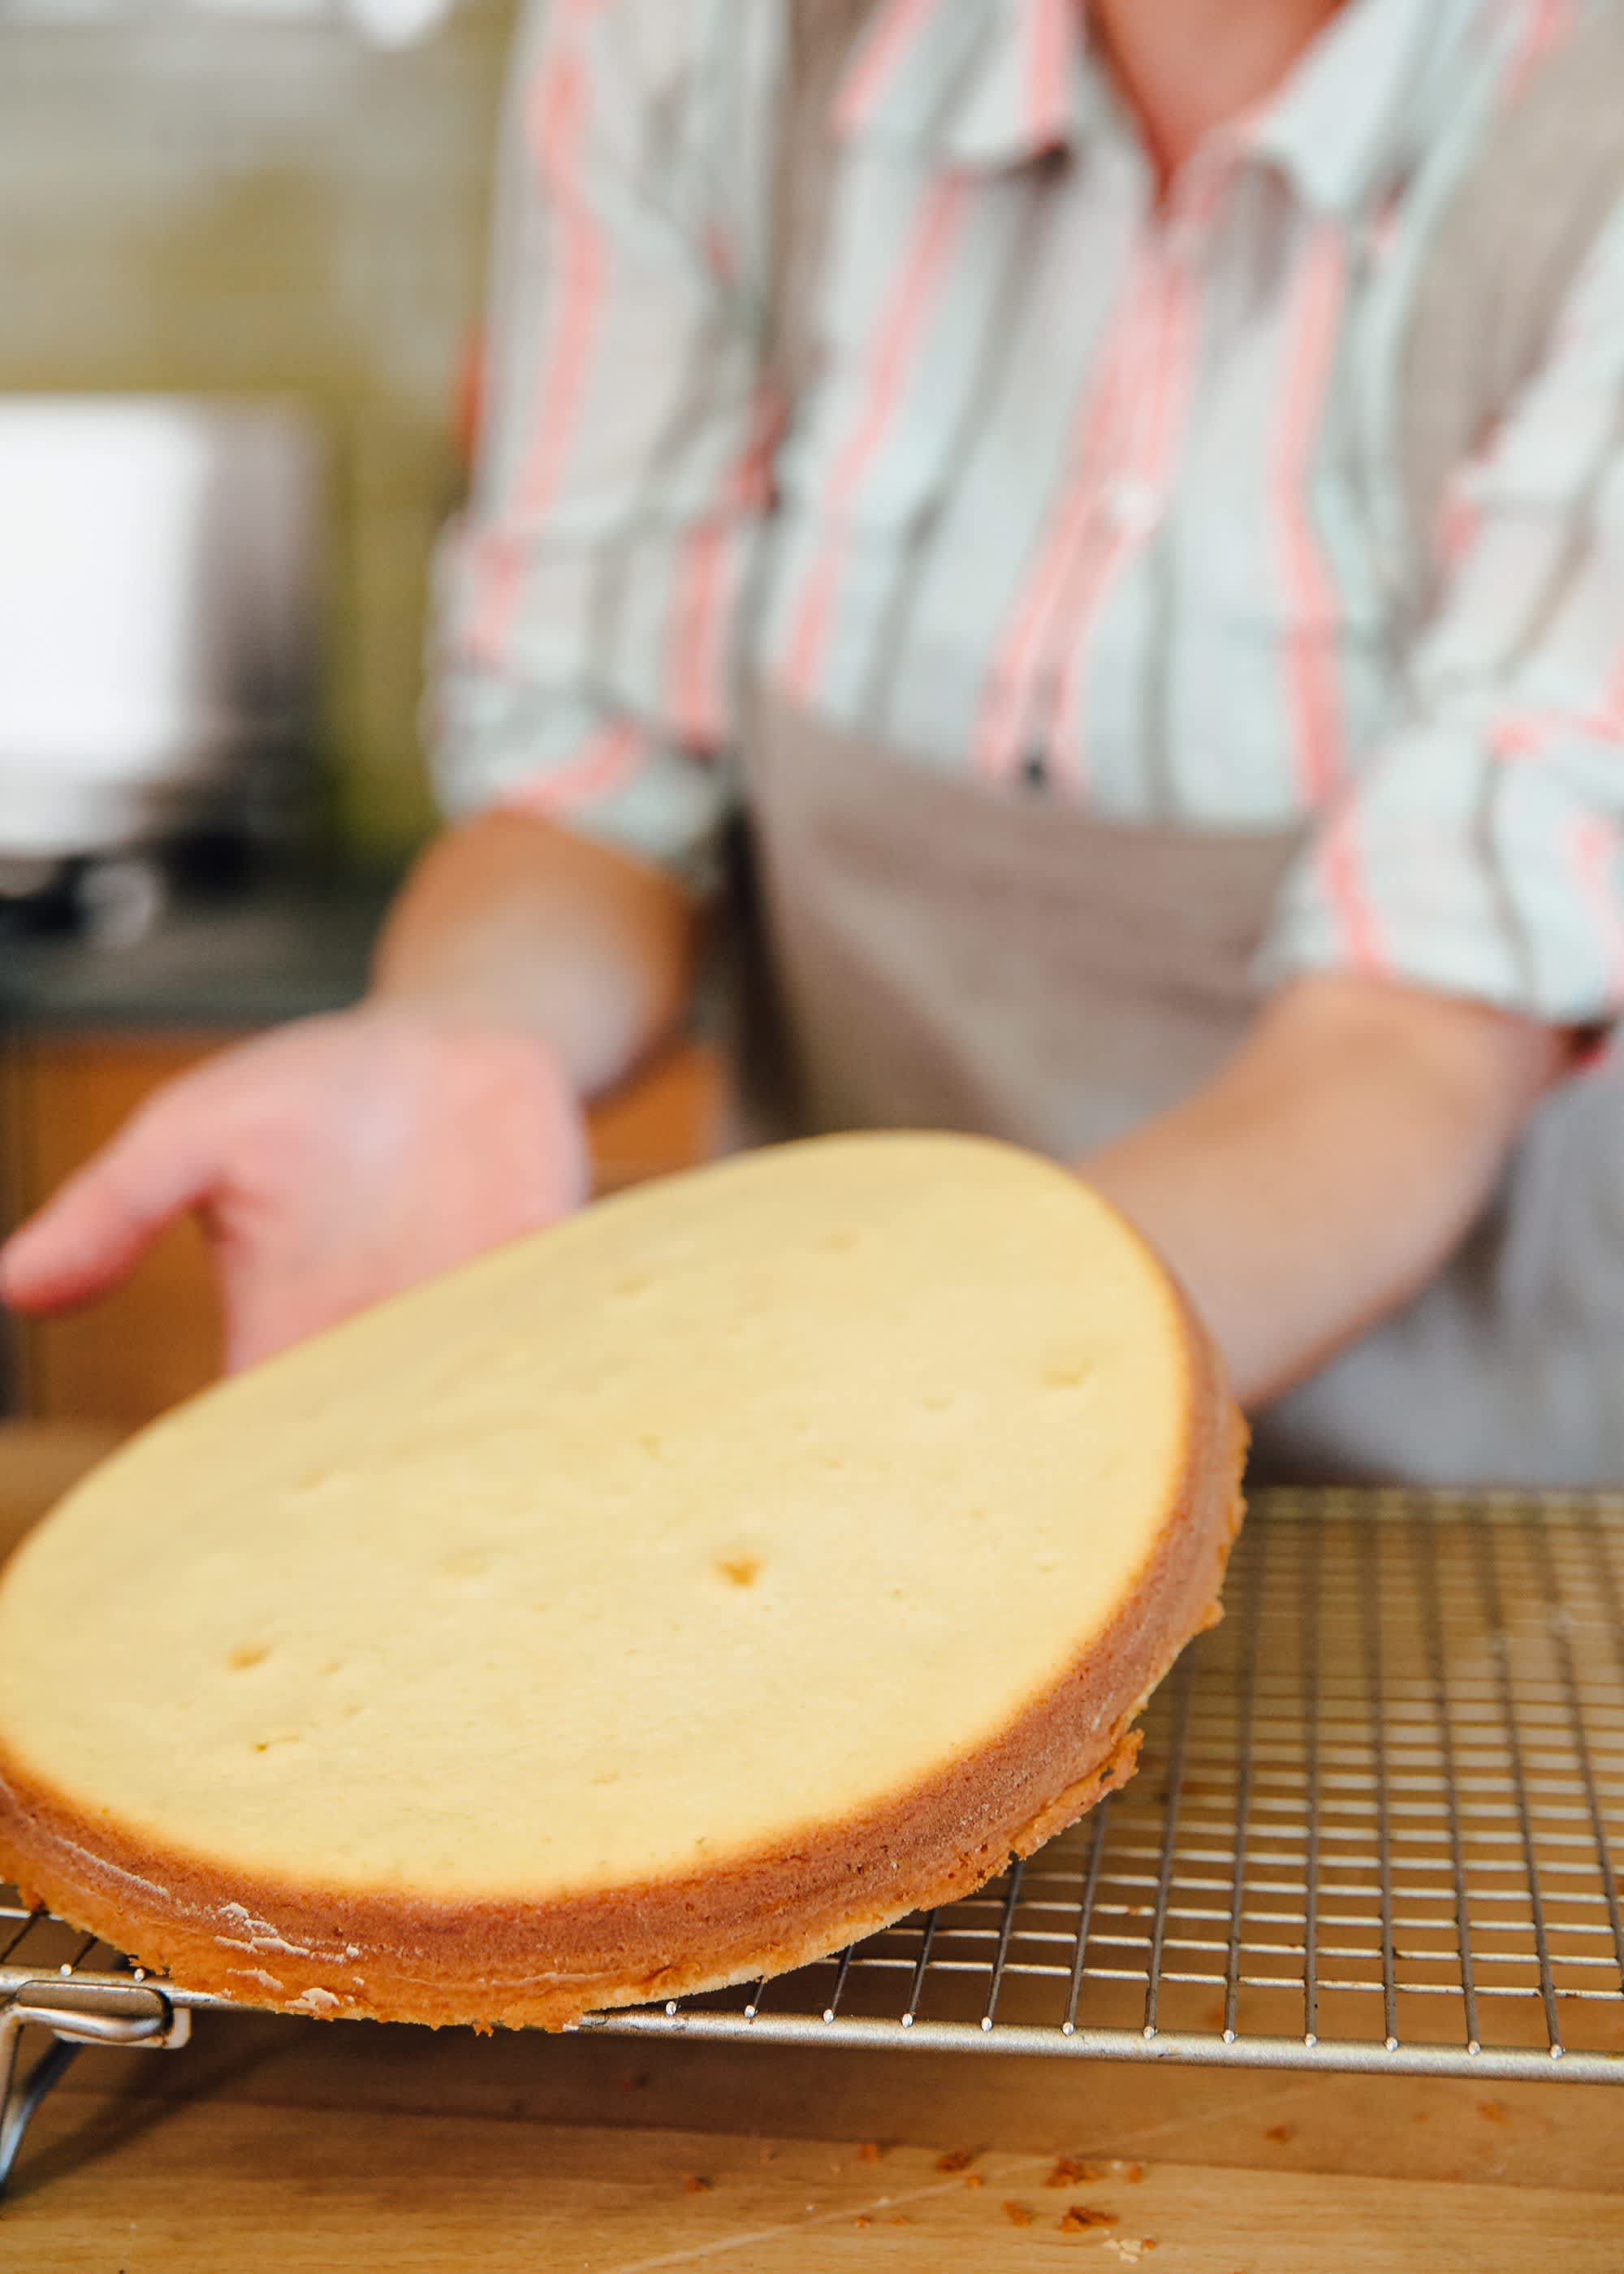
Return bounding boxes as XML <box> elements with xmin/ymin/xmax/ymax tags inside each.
<box><xmin>1263</xmin><ymin>192</ymin><xmax>1624</xmax><ymax>1027</ymax></box>
<box><xmin>428</xmin><ymin>0</ymin><xmax>783</xmax><ymax>888</ymax></box>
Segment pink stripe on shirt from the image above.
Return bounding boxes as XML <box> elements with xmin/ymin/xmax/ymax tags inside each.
<box><xmin>470</xmin><ymin>16</ymin><xmax>606</xmax><ymax>664</ymax></box>
<box><xmin>499</xmin><ymin>716</ymin><xmax>649</xmax><ymax>819</ymax></box>
<box><xmin>781</xmin><ymin>177</ymin><xmax>971</xmax><ymax>704</ymax></box>
<box><xmin>1490</xmin><ymin>635</ymin><xmax>1624</xmax><ymax>757</ymax></box>
<box><xmin>669</xmin><ymin>389</ymin><xmax>784</xmax><ymax>747</ymax></box>
<box><xmin>1603</xmin><ymin>642</ymin><xmax>1624</xmax><ymax>737</ymax></box>
<box><xmin>1505</xmin><ymin>0</ymin><xmax>1579</xmax><ymax>96</ymax></box>
<box><xmin>1568</xmin><ymin>814</ymin><xmax>1624</xmax><ymax>1000</ymax></box>
<box><xmin>513</xmin><ymin>38</ymin><xmax>605</xmax><ymax>525</ymax></box>
<box><xmin>1275</xmin><ymin>221</ymin><xmax>1351</xmax><ymax>806</ymax></box>
<box><xmin>1317</xmin><ymin>806</ymin><xmax>1387</xmax><ymax>975</ymax></box>
<box><xmin>1025</xmin><ymin>0</ymin><xmax>1073</xmax><ymax>149</ymax></box>
<box><xmin>1052</xmin><ymin>238</ymin><xmax>1203</xmax><ymax>791</ymax></box>
<box><xmin>836</xmin><ymin>0</ymin><xmax>943</xmax><ymax>132</ymax></box>
<box><xmin>1276</xmin><ymin>223</ymin><xmax>1385</xmax><ymax>968</ymax></box>
<box><xmin>974</xmin><ymin>268</ymin><xmax>1140</xmax><ymax>783</ymax></box>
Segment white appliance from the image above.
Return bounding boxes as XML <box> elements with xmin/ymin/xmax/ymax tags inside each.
<box><xmin>0</xmin><ymin>396</ymin><xmax>323</xmax><ymax>902</ymax></box>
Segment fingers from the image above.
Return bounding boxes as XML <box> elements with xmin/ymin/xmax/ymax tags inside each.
<box><xmin>0</xmin><ymin>1094</ymin><xmax>216</xmax><ymax>1314</ymax></box>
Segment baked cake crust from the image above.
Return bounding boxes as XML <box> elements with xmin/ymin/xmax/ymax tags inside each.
<box><xmin>0</xmin><ymin>1275</ymin><xmax>1244</xmax><ymax>2031</ymax></box>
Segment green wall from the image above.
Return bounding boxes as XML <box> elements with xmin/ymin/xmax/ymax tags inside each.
<box><xmin>2</xmin><ymin>3</ymin><xmax>518</xmax><ymax>858</ymax></box>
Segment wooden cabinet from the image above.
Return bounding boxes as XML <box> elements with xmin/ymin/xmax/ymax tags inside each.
<box><xmin>1</xmin><ymin>1032</ymin><xmax>227</xmax><ymax>1429</ymax></box>
<box><xmin>1</xmin><ymin>1027</ymin><xmax>723</xmax><ymax>1432</ymax></box>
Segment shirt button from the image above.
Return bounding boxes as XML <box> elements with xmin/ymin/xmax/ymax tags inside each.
<box><xmin>1100</xmin><ymin>476</ymin><xmax>1162</xmax><ymax>538</ymax></box>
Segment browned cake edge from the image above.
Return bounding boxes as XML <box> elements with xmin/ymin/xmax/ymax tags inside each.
<box><xmin>0</xmin><ymin>1282</ymin><xmax>1246</xmax><ymax>2033</ymax></box>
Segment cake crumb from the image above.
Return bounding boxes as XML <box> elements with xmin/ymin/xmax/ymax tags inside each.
<box><xmin>852</xmin><ymin>2215</ymin><xmax>872</xmax><ymax>2230</ymax></box>
<box><xmin>1058</xmin><ymin>2203</ymin><xmax>1118</xmax><ymax>2233</ymax></box>
<box><xmin>682</xmin><ymin>2174</ymin><xmax>714</xmax><ymax>2194</ymax></box>
<box><xmin>1102</xmin><ymin>2241</ymin><xmax>1147</xmax><ymax>2265</ymax></box>
<box><xmin>1264</xmin><ymin>2123</ymin><xmax>1295</xmax><ymax>2144</ymax></box>
<box><xmin>1478</xmin><ymin>2100</ymin><xmax>1509</xmax><ymax>2125</ymax></box>
<box><xmin>888</xmin><ymin>2215</ymin><xmax>912</xmax><ymax>2227</ymax></box>
<box><xmin>856</xmin><ymin>2141</ymin><xmax>882</xmax><ymax>2163</ymax></box>
<box><xmin>935</xmin><ymin>2146</ymin><xmax>976</xmax><ymax>2172</ymax></box>
<box><xmin>963</xmin><ymin>2172</ymin><xmax>985</xmax><ymax>2190</ymax></box>
<box><xmin>1116</xmin><ymin>2160</ymin><xmax>1144</xmax><ymax>2183</ymax></box>
<box><xmin>1046</xmin><ymin>2156</ymin><xmax>1104</xmax><ymax>2186</ymax></box>
<box><xmin>1004</xmin><ymin>2202</ymin><xmax>1036</xmax><ymax>2227</ymax></box>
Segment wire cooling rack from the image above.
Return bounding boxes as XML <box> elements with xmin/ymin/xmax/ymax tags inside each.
<box><xmin>4</xmin><ymin>1488</ymin><xmax>1624</xmax><ymax>2190</ymax></box>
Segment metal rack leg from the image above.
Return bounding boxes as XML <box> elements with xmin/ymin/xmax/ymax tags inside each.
<box><xmin>0</xmin><ymin>1979</ymin><xmax>192</xmax><ymax>2201</ymax></box>
<box><xmin>0</xmin><ymin>2017</ymin><xmax>84</xmax><ymax>2197</ymax></box>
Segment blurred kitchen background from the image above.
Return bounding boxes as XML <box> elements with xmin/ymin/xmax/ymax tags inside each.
<box><xmin>3</xmin><ymin>0</ymin><xmax>514</xmax><ymax>867</ymax></box>
<box><xmin>0</xmin><ymin>0</ymin><xmax>716</xmax><ymax>1438</ymax></box>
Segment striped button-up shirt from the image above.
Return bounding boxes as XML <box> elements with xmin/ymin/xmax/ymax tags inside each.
<box><xmin>431</xmin><ymin>0</ymin><xmax>1624</xmax><ymax>1026</ymax></box>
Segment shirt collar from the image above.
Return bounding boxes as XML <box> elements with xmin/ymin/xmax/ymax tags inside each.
<box><xmin>835</xmin><ymin>0</ymin><xmax>1492</xmax><ymax>218</ymax></box>
<box><xmin>1235</xmin><ymin>0</ymin><xmax>1488</xmax><ymax>218</ymax></box>
<box><xmin>833</xmin><ymin>0</ymin><xmax>1104</xmax><ymax>169</ymax></box>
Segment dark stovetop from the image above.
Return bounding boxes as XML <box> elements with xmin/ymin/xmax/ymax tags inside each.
<box><xmin>0</xmin><ymin>866</ymin><xmax>400</xmax><ymax>1035</ymax></box>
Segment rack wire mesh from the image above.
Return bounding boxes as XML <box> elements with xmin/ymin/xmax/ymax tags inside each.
<box><xmin>4</xmin><ymin>1486</ymin><xmax>1623</xmax><ymax>2174</ymax></box>
<box><xmin>577</xmin><ymin>1489</ymin><xmax>1624</xmax><ymax>2077</ymax></box>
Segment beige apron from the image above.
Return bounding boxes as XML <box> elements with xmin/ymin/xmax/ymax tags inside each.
<box><xmin>736</xmin><ymin>698</ymin><xmax>1624</xmax><ymax>1488</ymax></box>
<box><xmin>725</xmin><ymin>1</ymin><xmax>1624</xmax><ymax>1488</ymax></box>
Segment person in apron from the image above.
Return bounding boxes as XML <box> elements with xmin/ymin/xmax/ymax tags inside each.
<box><xmin>6</xmin><ymin>0</ymin><xmax>1624</xmax><ymax>1487</ymax></box>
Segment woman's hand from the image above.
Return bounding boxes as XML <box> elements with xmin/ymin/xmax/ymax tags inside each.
<box><xmin>0</xmin><ymin>1005</ymin><xmax>590</xmax><ymax>1373</ymax></box>
<box><xmin>0</xmin><ymin>809</ymin><xmax>698</xmax><ymax>1377</ymax></box>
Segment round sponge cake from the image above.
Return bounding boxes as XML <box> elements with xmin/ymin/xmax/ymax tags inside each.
<box><xmin>0</xmin><ymin>1134</ymin><xmax>1245</xmax><ymax>2027</ymax></box>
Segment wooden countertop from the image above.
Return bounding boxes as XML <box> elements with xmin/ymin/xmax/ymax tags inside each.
<box><xmin>3</xmin><ymin>1426</ymin><xmax>1622</xmax><ymax>2271</ymax></box>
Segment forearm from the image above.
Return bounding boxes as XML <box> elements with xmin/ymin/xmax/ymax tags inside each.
<box><xmin>1085</xmin><ymin>976</ymin><xmax>1570</xmax><ymax>1409</ymax></box>
<box><xmin>370</xmin><ymin>811</ymin><xmax>700</xmax><ymax>1097</ymax></box>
